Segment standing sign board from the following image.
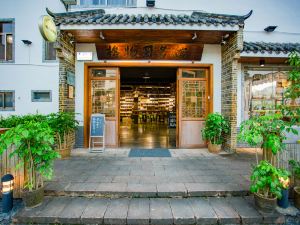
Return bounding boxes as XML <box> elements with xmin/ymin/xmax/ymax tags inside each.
<box><xmin>89</xmin><ymin>114</ymin><xmax>105</xmax><ymax>152</ymax></box>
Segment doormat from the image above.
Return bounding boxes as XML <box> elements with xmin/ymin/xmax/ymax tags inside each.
<box><xmin>129</xmin><ymin>149</ymin><xmax>171</xmax><ymax>157</ymax></box>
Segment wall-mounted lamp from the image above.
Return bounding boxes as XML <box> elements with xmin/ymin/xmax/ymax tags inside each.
<box><xmin>99</xmin><ymin>32</ymin><xmax>105</xmax><ymax>40</ymax></box>
<box><xmin>264</xmin><ymin>26</ymin><xmax>277</xmax><ymax>32</ymax></box>
<box><xmin>22</xmin><ymin>40</ymin><xmax>32</xmax><ymax>45</ymax></box>
<box><xmin>259</xmin><ymin>59</ymin><xmax>265</xmax><ymax>67</ymax></box>
<box><xmin>1</xmin><ymin>174</ymin><xmax>14</xmax><ymax>213</ymax></box>
<box><xmin>192</xmin><ymin>32</ymin><xmax>197</xmax><ymax>40</ymax></box>
<box><xmin>146</xmin><ymin>0</ymin><xmax>155</xmax><ymax>7</ymax></box>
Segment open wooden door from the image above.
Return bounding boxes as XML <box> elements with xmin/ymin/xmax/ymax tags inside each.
<box><xmin>88</xmin><ymin>68</ymin><xmax>120</xmax><ymax>147</ymax></box>
<box><xmin>177</xmin><ymin>68</ymin><xmax>209</xmax><ymax>148</ymax></box>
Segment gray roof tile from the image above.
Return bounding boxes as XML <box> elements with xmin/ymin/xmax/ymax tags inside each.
<box><xmin>243</xmin><ymin>42</ymin><xmax>300</xmax><ymax>54</ymax></box>
<box><xmin>46</xmin><ymin>8</ymin><xmax>252</xmax><ymax>27</ymax></box>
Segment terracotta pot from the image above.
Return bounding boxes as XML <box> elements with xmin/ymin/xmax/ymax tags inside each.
<box><xmin>22</xmin><ymin>186</ymin><xmax>44</xmax><ymax>208</ymax></box>
<box><xmin>294</xmin><ymin>186</ymin><xmax>300</xmax><ymax>209</ymax></box>
<box><xmin>59</xmin><ymin>147</ymin><xmax>71</xmax><ymax>159</ymax></box>
<box><xmin>208</xmin><ymin>142</ymin><xmax>221</xmax><ymax>153</ymax></box>
<box><xmin>254</xmin><ymin>192</ymin><xmax>277</xmax><ymax>213</ymax></box>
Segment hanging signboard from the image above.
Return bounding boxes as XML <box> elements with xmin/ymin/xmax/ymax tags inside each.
<box><xmin>96</xmin><ymin>43</ymin><xmax>203</xmax><ymax>60</ymax></box>
<box><xmin>77</xmin><ymin>52</ymin><xmax>93</xmax><ymax>61</ymax></box>
<box><xmin>38</xmin><ymin>15</ymin><xmax>57</xmax><ymax>42</ymax></box>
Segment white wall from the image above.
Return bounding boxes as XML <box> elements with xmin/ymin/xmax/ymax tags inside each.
<box><xmin>75</xmin><ymin>44</ymin><xmax>221</xmax><ymax>126</ymax></box>
<box><xmin>0</xmin><ymin>0</ymin><xmax>65</xmax><ymax>117</ymax></box>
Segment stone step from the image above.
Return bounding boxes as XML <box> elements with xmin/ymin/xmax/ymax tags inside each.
<box><xmin>44</xmin><ymin>181</ymin><xmax>250</xmax><ymax>198</ymax></box>
<box><xmin>13</xmin><ymin>196</ymin><xmax>285</xmax><ymax>225</ymax></box>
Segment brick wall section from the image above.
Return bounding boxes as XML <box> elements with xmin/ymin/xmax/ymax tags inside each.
<box><xmin>56</xmin><ymin>31</ymin><xmax>76</xmax><ymax>148</ymax></box>
<box><xmin>221</xmin><ymin>29</ymin><xmax>243</xmax><ymax>152</ymax></box>
<box><xmin>55</xmin><ymin>31</ymin><xmax>75</xmax><ymax>113</ymax></box>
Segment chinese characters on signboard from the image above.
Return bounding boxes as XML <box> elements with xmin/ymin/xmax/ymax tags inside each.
<box><xmin>96</xmin><ymin>43</ymin><xmax>203</xmax><ymax>60</ymax></box>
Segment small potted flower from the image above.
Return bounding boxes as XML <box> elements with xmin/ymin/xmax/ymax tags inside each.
<box><xmin>202</xmin><ymin>113</ymin><xmax>230</xmax><ymax>153</ymax></box>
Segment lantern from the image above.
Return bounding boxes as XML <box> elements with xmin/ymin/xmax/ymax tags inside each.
<box><xmin>1</xmin><ymin>174</ymin><xmax>14</xmax><ymax>213</ymax></box>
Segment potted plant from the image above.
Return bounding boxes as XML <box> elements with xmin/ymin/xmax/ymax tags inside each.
<box><xmin>250</xmin><ymin>160</ymin><xmax>289</xmax><ymax>213</ymax></box>
<box><xmin>47</xmin><ymin>112</ymin><xmax>78</xmax><ymax>159</ymax></box>
<box><xmin>202</xmin><ymin>113</ymin><xmax>230</xmax><ymax>153</ymax></box>
<box><xmin>0</xmin><ymin>121</ymin><xmax>60</xmax><ymax>208</ymax></box>
<box><xmin>277</xmin><ymin>176</ymin><xmax>290</xmax><ymax>208</ymax></box>
<box><xmin>238</xmin><ymin>113</ymin><xmax>297</xmax><ymax>165</ymax></box>
<box><xmin>289</xmin><ymin>160</ymin><xmax>300</xmax><ymax>186</ymax></box>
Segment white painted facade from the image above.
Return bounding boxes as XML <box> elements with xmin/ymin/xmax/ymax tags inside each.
<box><xmin>1</xmin><ymin>0</ymin><xmax>300</xmax><ymax>128</ymax></box>
<box><xmin>0</xmin><ymin>0</ymin><xmax>65</xmax><ymax>117</ymax></box>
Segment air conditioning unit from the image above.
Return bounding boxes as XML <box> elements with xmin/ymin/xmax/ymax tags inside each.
<box><xmin>146</xmin><ymin>0</ymin><xmax>155</xmax><ymax>7</ymax></box>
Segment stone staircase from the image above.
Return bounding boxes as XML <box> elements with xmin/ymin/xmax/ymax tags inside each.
<box><xmin>12</xmin><ymin>151</ymin><xmax>288</xmax><ymax>224</ymax></box>
<box><xmin>13</xmin><ymin>195</ymin><xmax>285</xmax><ymax>225</ymax></box>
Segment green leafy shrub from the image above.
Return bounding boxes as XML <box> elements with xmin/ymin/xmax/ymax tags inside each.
<box><xmin>202</xmin><ymin>113</ymin><xmax>230</xmax><ymax>145</ymax></box>
<box><xmin>0</xmin><ymin>114</ymin><xmax>47</xmax><ymax>128</ymax></box>
<box><xmin>289</xmin><ymin>160</ymin><xmax>300</xmax><ymax>179</ymax></box>
<box><xmin>0</xmin><ymin>121</ymin><xmax>60</xmax><ymax>191</ymax></box>
<box><xmin>250</xmin><ymin>160</ymin><xmax>290</xmax><ymax>199</ymax></box>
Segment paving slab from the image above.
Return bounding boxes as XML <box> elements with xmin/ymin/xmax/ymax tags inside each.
<box><xmin>156</xmin><ymin>183</ymin><xmax>187</xmax><ymax>197</ymax></box>
<box><xmin>33</xmin><ymin>197</ymin><xmax>71</xmax><ymax>224</ymax></box>
<box><xmin>127</xmin><ymin>198</ymin><xmax>150</xmax><ymax>225</ymax></box>
<box><xmin>126</xmin><ymin>183</ymin><xmax>157</xmax><ymax>197</ymax></box>
<box><xmin>169</xmin><ymin>198</ymin><xmax>195</xmax><ymax>225</ymax></box>
<box><xmin>57</xmin><ymin>197</ymin><xmax>90</xmax><ymax>224</ymax></box>
<box><xmin>150</xmin><ymin>198</ymin><xmax>173</xmax><ymax>225</ymax></box>
<box><xmin>227</xmin><ymin>197</ymin><xmax>263</xmax><ymax>224</ymax></box>
<box><xmin>209</xmin><ymin>197</ymin><xmax>241</xmax><ymax>224</ymax></box>
<box><xmin>104</xmin><ymin>198</ymin><xmax>130</xmax><ymax>225</ymax></box>
<box><xmin>188</xmin><ymin>198</ymin><xmax>218</xmax><ymax>225</ymax></box>
<box><xmin>81</xmin><ymin>198</ymin><xmax>110</xmax><ymax>224</ymax></box>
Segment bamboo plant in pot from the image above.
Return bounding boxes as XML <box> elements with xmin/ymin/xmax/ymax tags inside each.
<box><xmin>0</xmin><ymin>121</ymin><xmax>60</xmax><ymax>208</ymax></box>
<box><xmin>238</xmin><ymin>113</ymin><xmax>296</xmax><ymax>165</ymax></box>
<box><xmin>250</xmin><ymin>160</ymin><xmax>289</xmax><ymax>213</ymax></box>
<box><xmin>202</xmin><ymin>113</ymin><xmax>230</xmax><ymax>153</ymax></box>
<box><xmin>47</xmin><ymin>112</ymin><xmax>78</xmax><ymax>159</ymax></box>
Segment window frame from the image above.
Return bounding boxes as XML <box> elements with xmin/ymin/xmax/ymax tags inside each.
<box><xmin>31</xmin><ymin>90</ymin><xmax>52</xmax><ymax>102</ymax></box>
<box><xmin>0</xmin><ymin>90</ymin><xmax>15</xmax><ymax>111</ymax></box>
<box><xmin>43</xmin><ymin>40</ymin><xmax>58</xmax><ymax>63</ymax></box>
<box><xmin>0</xmin><ymin>18</ymin><xmax>15</xmax><ymax>63</ymax></box>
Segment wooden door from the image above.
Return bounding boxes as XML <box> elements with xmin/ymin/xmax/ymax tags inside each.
<box><xmin>177</xmin><ymin>68</ymin><xmax>209</xmax><ymax>148</ymax></box>
<box><xmin>88</xmin><ymin>68</ymin><xmax>120</xmax><ymax>147</ymax></box>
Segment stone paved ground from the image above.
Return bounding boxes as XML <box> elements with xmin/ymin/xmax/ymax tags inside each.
<box><xmin>44</xmin><ymin>148</ymin><xmax>258</xmax><ymax>197</ymax></box>
<box><xmin>0</xmin><ymin>199</ymin><xmax>23</xmax><ymax>225</ymax></box>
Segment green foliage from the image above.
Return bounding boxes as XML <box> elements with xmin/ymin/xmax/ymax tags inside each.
<box><xmin>238</xmin><ymin>114</ymin><xmax>297</xmax><ymax>158</ymax></box>
<box><xmin>281</xmin><ymin>51</ymin><xmax>300</xmax><ymax>123</ymax></box>
<box><xmin>250</xmin><ymin>160</ymin><xmax>290</xmax><ymax>199</ymax></box>
<box><xmin>289</xmin><ymin>159</ymin><xmax>300</xmax><ymax>179</ymax></box>
<box><xmin>202</xmin><ymin>113</ymin><xmax>230</xmax><ymax>145</ymax></box>
<box><xmin>0</xmin><ymin>121</ymin><xmax>60</xmax><ymax>191</ymax></box>
<box><xmin>0</xmin><ymin>114</ymin><xmax>47</xmax><ymax>128</ymax></box>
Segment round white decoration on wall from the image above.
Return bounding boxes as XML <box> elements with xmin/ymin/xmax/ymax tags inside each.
<box><xmin>38</xmin><ymin>15</ymin><xmax>57</xmax><ymax>42</ymax></box>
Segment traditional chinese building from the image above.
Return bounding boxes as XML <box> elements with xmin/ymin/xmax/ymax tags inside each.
<box><xmin>1</xmin><ymin>0</ymin><xmax>300</xmax><ymax>151</ymax></box>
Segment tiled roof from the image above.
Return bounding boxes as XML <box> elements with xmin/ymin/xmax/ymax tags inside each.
<box><xmin>243</xmin><ymin>42</ymin><xmax>300</xmax><ymax>54</ymax></box>
<box><xmin>46</xmin><ymin>8</ymin><xmax>252</xmax><ymax>27</ymax></box>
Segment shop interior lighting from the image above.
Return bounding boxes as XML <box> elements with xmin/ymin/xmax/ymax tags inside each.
<box><xmin>260</xmin><ymin>59</ymin><xmax>265</xmax><ymax>67</ymax></box>
<box><xmin>192</xmin><ymin>32</ymin><xmax>197</xmax><ymax>40</ymax></box>
<box><xmin>99</xmin><ymin>32</ymin><xmax>105</xmax><ymax>40</ymax></box>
